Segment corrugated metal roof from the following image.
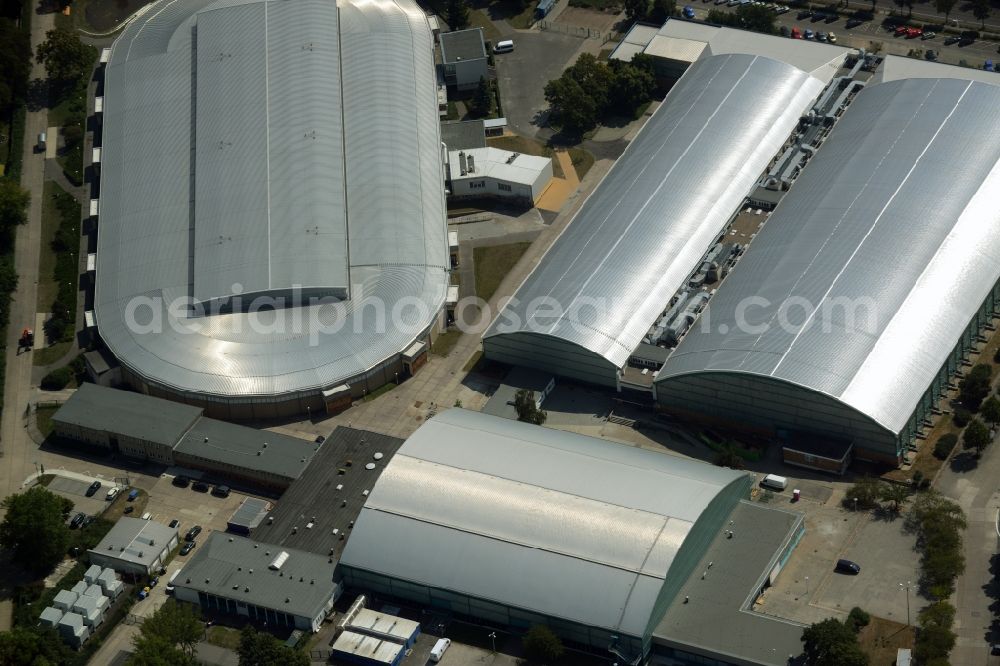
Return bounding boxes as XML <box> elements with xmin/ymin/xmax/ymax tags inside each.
<box><xmin>873</xmin><ymin>54</ymin><xmax>1000</xmax><ymax>86</ymax></box>
<box><xmin>96</xmin><ymin>0</ymin><xmax>447</xmax><ymax>400</ymax></box>
<box><xmin>483</xmin><ymin>54</ymin><xmax>825</xmax><ymax>369</ymax></box>
<box><xmin>656</xmin><ymin>77</ymin><xmax>1000</xmax><ymax>435</ymax></box>
<box><xmin>341</xmin><ymin>409</ymin><xmax>749</xmax><ymax>638</ymax></box>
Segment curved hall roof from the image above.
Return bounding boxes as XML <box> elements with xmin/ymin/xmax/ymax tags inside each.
<box><xmin>656</xmin><ymin>76</ymin><xmax>1000</xmax><ymax>435</ymax></box>
<box><xmin>95</xmin><ymin>0</ymin><xmax>447</xmax><ymax>399</ymax></box>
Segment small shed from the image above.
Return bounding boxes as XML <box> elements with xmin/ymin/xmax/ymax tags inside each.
<box><xmin>57</xmin><ymin>612</ymin><xmax>90</xmax><ymax>648</ymax></box>
<box><xmin>52</xmin><ymin>589</ymin><xmax>79</xmax><ymax>612</ymax></box>
<box><xmin>97</xmin><ymin>568</ymin><xmax>124</xmax><ymax>599</ymax></box>
<box><xmin>84</xmin><ymin>564</ymin><xmax>103</xmax><ymax>584</ymax></box>
<box><xmin>39</xmin><ymin>606</ymin><xmax>63</xmax><ymax>628</ymax></box>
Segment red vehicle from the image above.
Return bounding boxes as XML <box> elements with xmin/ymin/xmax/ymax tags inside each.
<box><xmin>17</xmin><ymin>328</ymin><xmax>33</xmax><ymax>353</ymax></box>
<box><xmin>791</xmin><ymin>26</ymin><xmax>802</xmax><ymax>39</ymax></box>
<box><xmin>906</xmin><ymin>27</ymin><xmax>923</xmax><ymax>38</ymax></box>
<box><xmin>894</xmin><ymin>25</ymin><xmax>909</xmax><ymax>36</ymax></box>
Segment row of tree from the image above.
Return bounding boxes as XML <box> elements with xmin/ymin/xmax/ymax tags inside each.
<box><xmin>624</xmin><ymin>0</ymin><xmax>675</xmax><ymax>25</ymax></box>
<box><xmin>906</xmin><ymin>490</ymin><xmax>966</xmax><ymax>601</ymax></box>
<box><xmin>706</xmin><ymin>5</ymin><xmax>778</xmax><ymax>34</ymax></box>
<box><xmin>544</xmin><ymin>53</ymin><xmax>656</xmax><ymax>136</ymax></box>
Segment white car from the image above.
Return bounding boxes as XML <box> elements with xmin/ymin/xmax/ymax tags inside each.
<box><xmin>106</xmin><ymin>487</ymin><xmax>120</xmax><ymax>501</ymax></box>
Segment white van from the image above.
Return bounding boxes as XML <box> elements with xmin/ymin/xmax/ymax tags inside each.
<box><xmin>106</xmin><ymin>487</ymin><xmax>120</xmax><ymax>501</ymax></box>
<box><xmin>141</xmin><ymin>512</ymin><xmax>152</xmax><ymax>520</ymax></box>
<box><xmin>760</xmin><ymin>474</ymin><xmax>788</xmax><ymax>491</ymax></box>
<box><xmin>493</xmin><ymin>39</ymin><xmax>514</xmax><ymax>54</ymax></box>
<box><xmin>165</xmin><ymin>569</ymin><xmax>181</xmax><ymax>594</ymax></box>
<box><xmin>429</xmin><ymin>638</ymin><xmax>451</xmax><ymax>662</ymax></box>
<box><xmin>37</xmin><ymin>132</ymin><xmax>46</xmax><ymax>152</ymax></box>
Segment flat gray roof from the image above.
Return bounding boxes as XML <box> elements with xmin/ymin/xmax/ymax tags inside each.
<box><xmin>251</xmin><ymin>426</ymin><xmax>404</xmax><ymax>558</ymax></box>
<box><xmin>440</xmin><ymin>28</ymin><xmax>486</xmax><ymax>63</ymax></box>
<box><xmin>440</xmin><ymin>120</ymin><xmax>486</xmax><ymax>150</ymax></box>
<box><xmin>175</xmin><ymin>532</ymin><xmax>337</xmax><ymax>620</ymax></box>
<box><xmin>54</xmin><ymin>384</ymin><xmax>201</xmax><ymax>447</ymax></box>
<box><xmin>89</xmin><ymin>517</ymin><xmax>178</xmax><ymax>568</ymax></box>
<box><xmin>654</xmin><ymin>501</ymin><xmax>805</xmax><ymax>666</ymax></box>
<box><xmin>173</xmin><ymin>418</ymin><xmax>319</xmax><ymax>482</ymax></box>
<box><xmin>227</xmin><ymin>497</ymin><xmax>272</xmax><ymax>532</ymax></box>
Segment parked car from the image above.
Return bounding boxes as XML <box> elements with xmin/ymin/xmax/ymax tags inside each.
<box><xmin>169</xmin><ymin>519</ymin><xmax>179</xmax><ymax>528</ymax></box>
<box><xmin>804</xmin><ymin>28</ymin><xmax>814</xmax><ymax>39</ymax></box>
<box><xmin>775</xmin><ymin>4</ymin><xmax>790</xmax><ymax>13</ymax></box>
<box><xmin>797</xmin><ymin>9</ymin><xmax>811</xmax><ymax>19</ymax></box>
<box><xmin>127</xmin><ymin>488</ymin><xmax>139</xmax><ymax>501</ymax></box>
<box><xmin>835</xmin><ymin>559</ymin><xmax>861</xmax><ymax>575</ymax></box>
<box><xmin>211</xmin><ymin>485</ymin><xmax>231</xmax><ymax>498</ymax></box>
<box><xmin>894</xmin><ymin>25</ymin><xmax>910</xmax><ymax>36</ymax></box>
<box><xmin>106</xmin><ymin>487</ymin><xmax>120</xmax><ymax>501</ymax></box>
<box><xmin>179</xmin><ymin>542</ymin><xmax>196</xmax><ymax>556</ymax></box>
<box><xmin>845</xmin><ymin>17</ymin><xmax>864</xmax><ymax>28</ymax></box>
<box><xmin>172</xmin><ymin>475</ymin><xmax>190</xmax><ymax>488</ymax></box>
<box><xmin>925</xmin><ymin>49</ymin><xmax>938</xmax><ymax>60</ymax></box>
<box><xmin>944</xmin><ymin>35</ymin><xmax>960</xmax><ymax>45</ymax></box>
<box><xmin>827</xmin><ymin>31</ymin><xmax>837</xmax><ymax>43</ymax></box>
<box><xmin>959</xmin><ymin>35</ymin><xmax>975</xmax><ymax>46</ymax></box>
<box><xmin>811</xmin><ymin>12</ymin><xmax>826</xmax><ymax>22</ymax></box>
<box><xmin>81</xmin><ymin>515</ymin><xmax>95</xmax><ymax>529</ymax></box>
<box><xmin>192</xmin><ymin>481</ymin><xmax>209</xmax><ymax>493</ymax></box>
<box><xmin>141</xmin><ymin>512</ymin><xmax>152</xmax><ymax>520</ymax></box>
<box><xmin>314</xmin><ymin>435</ymin><xmax>325</xmax><ymax>444</ymax></box>
<box><xmin>149</xmin><ymin>576</ymin><xmax>159</xmax><ymax>588</ymax></box>
<box><xmin>70</xmin><ymin>513</ymin><xmax>86</xmax><ymax>529</ymax></box>
<box><xmin>791</xmin><ymin>26</ymin><xmax>802</xmax><ymax>38</ymax></box>
<box><xmin>824</xmin><ymin>12</ymin><xmax>837</xmax><ymax>22</ymax></box>
<box><xmin>124</xmin><ymin>505</ymin><xmax>134</xmax><ymax>514</ymax></box>
<box><xmin>817</xmin><ymin>31</ymin><xmax>827</xmax><ymax>41</ymax></box>
<box><xmin>905</xmin><ymin>27</ymin><xmax>923</xmax><ymax>38</ymax></box>
<box><xmin>921</xmin><ymin>31</ymin><xmax>936</xmax><ymax>39</ymax></box>
<box><xmin>185</xmin><ymin>525</ymin><xmax>202</xmax><ymax>541</ymax></box>
<box><xmin>682</xmin><ymin>4</ymin><xmax>695</xmax><ymax>17</ymax></box>
<box><xmin>86</xmin><ymin>481</ymin><xmax>102</xmax><ymax>497</ymax></box>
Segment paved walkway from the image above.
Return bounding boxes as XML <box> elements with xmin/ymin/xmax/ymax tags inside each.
<box><xmin>535</xmin><ymin>150</ymin><xmax>580</xmax><ymax>212</ymax></box>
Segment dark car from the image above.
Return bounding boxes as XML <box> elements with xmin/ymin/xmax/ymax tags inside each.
<box><xmin>169</xmin><ymin>519</ymin><xmax>179</xmax><ymax>528</ymax></box>
<box><xmin>124</xmin><ymin>505</ymin><xmax>134</xmax><ymax>514</ymax></box>
<box><xmin>127</xmin><ymin>488</ymin><xmax>139</xmax><ymax>501</ymax></box>
<box><xmin>810</xmin><ymin>12</ymin><xmax>825</xmax><ymax>22</ymax></box>
<box><xmin>179</xmin><ymin>542</ymin><xmax>196</xmax><ymax>556</ymax></box>
<box><xmin>835</xmin><ymin>559</ymin><xmax>861</xmax><ymax>575</ymax></box>
<box><xmin>797</xmin><ymin>8</ymin><xmax>811</xmax><ymax>19</ymax></box>
<box><xmin>185</xmin><ymin>525</ymin><xmax>202</xmax><ymax>541</ymax></box>
<box><xmin>944</xmin><ymin>35</ymin><xmax>960</xmax><ymax>45</ymax></box>
<box><xmin>314</xmin><ymin>435</ymin><xmax>325</xmax><ymax>444</ymax></box>
<box><xmin>211</xmin><ymin>485</ymin><xmax>230</xmax><ymax>498</ymax></box>
<box><xmin>959</xmin><ymin>35</ymin><xmax>975</xmax><ymax>46</ymax></box>
<box><xmin>70</xmin><ymin>512</ymin><xmax>86</xmax><ymax>529</ymax></box>
<box><xmin>192</xmin><ymin>481</ymin><xmax>209</xmax><ymax>493</ymax></box>
<box><xmin>86</xmin><ymin>481</ymin><xmax>102</xmax><ymax>497</ymax></box>
<box><xmin>81</xmin><ymin>515</ymin><xmax>95</xmax><ymax>529</ymax></box>
<box><xmin>845</xmin><ymin>17</ymin><xmax>864</xmax><ymax>28</ymax></box>
<box><xmin>925</xmin><ymin>50</ymin><xmax>938</xmax><ymax>60</ymax></box>
<box><xmin>172</xmin><ymin>475</ymin><xmax>190</xmax><ymax>488</ymax></box>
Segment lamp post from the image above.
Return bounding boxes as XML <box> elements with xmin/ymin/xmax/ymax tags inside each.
<box><xmin>900</xmin><ymin>581</ymin><xmax>911</xmax><ymax>626</ymax></box>
<box><xmin>488</xmin><ymin>631</ymin><xmax>496</xmax><ymax>652</ymax></box>
<box><xmin>32</xmin><ymin>460</ymin><xmax>40</xmax><ymax>477</ymax></box>
<box><xmin>804</xmin><ymin>576</ymin><xmax>810</xmax><ymax>597</ymax></box>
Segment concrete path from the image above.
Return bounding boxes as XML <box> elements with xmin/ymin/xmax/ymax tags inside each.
<box><xmin>535</xmin><ymin>150</ymin><xmax>580</xmax><ymax>212</ymax></box>
<box><xmin>936</xmin><ymin>434</ymin><xmax>1000</xmax><ymax>665</ymax></box>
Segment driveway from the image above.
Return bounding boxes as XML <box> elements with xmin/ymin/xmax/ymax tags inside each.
<box><xmin>494</xmin><ymin>32</ymin><xmax>587</xmax><ymax>139</ymax></box>
<box><xmin>47</xmin><ymin>476</ymin><xmax>109</xmax><ymax>518</ymax></box>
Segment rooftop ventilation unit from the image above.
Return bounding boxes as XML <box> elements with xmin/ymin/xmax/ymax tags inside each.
<box><xmin>269</xmin><ymin>551</ymin><xmax>290</xmax><ymax>570</ymax></box>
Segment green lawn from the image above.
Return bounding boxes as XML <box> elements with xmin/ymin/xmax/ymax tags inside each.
<box><xmin>37</xmin><ymin>181</ymin><xmax>63</xmax><ymax>313</ymax></box>
<box><xmin>469</xmin><ymin>9</ymin><xmax>503</xmax><ymax>45</ymax></box>
<box><xmin>206</xmin><ymin>625</ymin><xmax>243</xmax><ymax>651</ymax></box>
<box><xmin>431</xmin><ymin>329</ymin><xmax>463</xmax><ymax>357</ymax></box>
<box><xmin>569</xmin><ymin>147</ymin><xmax>595</xmax><ymax>181</ymax></box>
<box><xmin>473</xmin><ymin>241</ymin><xmax>532</xmax><ymax>302</ymax></box>
<box><xmin>36</xmin><ymin>405</ymin><xmax>59</xmax><ymax>437</ymax></box>
<box><xmin>33</xmin><ymin>341</ymin><xmax>73</xmax><ymax>367</ymax></box>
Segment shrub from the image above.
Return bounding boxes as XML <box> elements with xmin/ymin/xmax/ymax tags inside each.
<box><xmin>952</xmin><ymin>406</ymin><xmax>971</xmax><ymax>427</ymax></box>
<box><xmin>958</xmin><ymin>363</ymin><xmax>991</xmax><ymax>411</ymax></box>
<box><xmin>40</xmin><ymin>367</ymin><xmax>72</xmax><ymax>390</ymax></box>
<box><xmin>842</xmin><ymin>477</ymin><xmax>881</xmax><ymax>510</ymax></box>
<box><xmin>933</xmin><ymin>434</ymin><xmax>958</xmax><ymax>460</ymax></box>
<box><xmin>994</xmin><ymin>347</ymin><xmax>1000</xmax><ymax>364</ymax></box>
<box><xmin>846</xmin><ymin>607</ymin><xmax>871</xmax><ymax>633</ymax></box>
<box><xmin>523</xmin><ymin>625</ymin><xmax>564</xmax><ymax>662</ymax></box>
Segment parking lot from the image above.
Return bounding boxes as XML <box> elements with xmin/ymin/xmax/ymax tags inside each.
<box><xmin>47</xmin><ymin>476</ymin><xmax>112</xmax><ymax>520</ymax></box>
<box><xmin>139</xmin><ymin>474</ymin><xmax>245</xmax><ymax>546</ymax></box>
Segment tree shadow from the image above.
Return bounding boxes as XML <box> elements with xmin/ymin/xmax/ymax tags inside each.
<box><xmin>949</xmin><ymin>450</ymin><xmax>980</xmax><ymax>473</ymax></box>
<box><xmin>25</xmin><ymin>79</ymin><xmax>48</xmax><ymax>112</ymax></box>
<box><xmin>870</xmin><ymin>505</ymin><xmax>903</xmax><ymax>523</ymax></box>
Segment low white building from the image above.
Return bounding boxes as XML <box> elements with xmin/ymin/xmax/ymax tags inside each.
<box><xmin>39</xmin><ymin>606</ymin><xmax>63</xmax><ymax>628</ymax></box>
<box><xmin>97</xmin><ymin>568</ymin><xmax>124</xmax><ymax>599</ymax></box>
<box><xmin>446</xmin><ymin>147</ymin><xmax>552</xmax><ymax>206</ymax></box>
<box><xmin>57</xmin><ymin>612</ymin><xmax>91</xmax><ymax>648</ymax></box>
<box><xmin>88</xmin><ymin>517</ymin><xmax>179</xmax><ymax>577</ymax></box>
<box><xmin>440</xmin><ymin>28</ymin><xmax>488</xmax><ymax>91</ymax></box>
<box><xmin>71</xmin><ymin>593</ymin><xmax>108</xmax><ymax>629</ymax></box>
<box><xmin>84</xmin><ymin>564</ymin><xmax>103</xmax><ymax>585</ymax></box>
<box><xmin>52</xmin><ymin>589</ymin><xmax>78</xmax><ymax>612</ymax></box>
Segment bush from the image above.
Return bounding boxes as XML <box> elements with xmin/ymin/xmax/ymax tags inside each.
<box><xmin>523</xmin><ymin>625</ymin><xmax>564</xmax><ymax>662</ymax></box>
<box><xmin>846</xmin><ymin>607</ymin><xmax>871</xmax><ymax>633</ymax></box>
<box><xmin>842</xmin><ymin>477</ymin><xmax>881</xmax><ymax>510</ymax></box>
<box><xmin>933</xmin><ymin>434</ymin><xmax>958</xmax><ymax>460</ymax></box>
<box><xmin>959</xmin><ymin>363</ymin><xmax>991</xmax><ymax>411</ymax></box>
<box><xmin>40</xmin><ymin>366</ymin><xmax>72</xmax><ymax>390</ymax></box>
<box><xmin>952</xmin><ymin>406</ymin><xmax>971</xmax><ymax>427</ymax></box>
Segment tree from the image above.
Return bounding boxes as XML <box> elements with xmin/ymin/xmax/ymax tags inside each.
<box><xmin>934</xmin><ymin>0</ymin><xmax>957</xmax><ymax>22</ymax></box>
<box><xmin>566</xmin><ymin>53</ymin><xmax>613</xmax><ymax>114</ymax></box>
<box><xmin>609</xmin><ymin>61</ymin><xmax>655</xmax><ymax>117</ymax></box>
<box><xmin>801</xmin><ymin>618</ymin><xmax>869</xmax><ymax>666</ymax></box>
<box><xmin>914</xmin><ymin>602</ymin><xmax>957</xmax><ymax>663</ymax></box>
<box><xmin>842</xmin><ymin>477</ymin><xmax>880</xmax><ymax>510</ymax></box>
<box><xmin>734</xmin><ymin>3</ymin><xmax>778</xmax><ymax>33</ymax></box>
<box><xmin>0</xmin><ymin>19</ymin><xmax>31</xmax><ymax>111</ymax></box>
<box><xmin>446</xmin><ymin>0</ymin><xmax>469</xmax><ymax>31</ymax></box>
<box><xmin>962</xmin><ymin>418</ymin><xmax>990</xmax><ymax>456</ymax></box>
<box><xmin>544</xmin><ymin>75</ymin><xmax>598</xmax><ymax>135</ymax></box>
<box><xmin>713</xmin><ymin>444</ymin><xmax>744</xmax><ymax>470</ymax></box>
<box><xmin>36</xmin><ymin>28</ymin><xmax>93</xmax><ymax>83</ymax></box>
<box><xmin>846</xmin><ymin>607</ymin><xmax>871</xmax><ymax>633</ymax></box>
<box><xmin>971</xmin><ymin>0</ymin><xmax>990</xmax><ymax>28</ymax></box>
<box><xmin>470</xmin><ymin>76</ymin><xmax>494</xmax><ymax>119</ymax></box>
<box><xmin>624</xmin><ymin>0</ymin><xmax>649</xmax><ymax>22</ymax></box>
<box><xmin>513</xmin><ymin>389</ymin><xmax>547</xmax><ymax>425</ymax></box>
<box><xmin>522</xmin><ymin>625</ymin><xmax>564</xmax><ymax>662</ymax></box>
<box><xmin>647</xmin><ymin>0</ymin><xmax>675</xmax><ymax>23</ymax></box>
<box><xmin>979</xmin><ymin>395</ymin><xmax>1000</xmax><ymax>425</ymax></box>
<box><xmin>0</xmin><ymin>179</ymin><xmax>30</xmax><ymax>231</ymax></box>
<box><xmin>933</xmin><ymin>433</ymin><xmax>958</xmax><ymax>460</ymax></box>
<box><xmin>238</xmin><ymin>626</ymin><xmax>309</xmax><ymax>666</ymax></box>
<box><xmin>879</xmin><ymin>482</ymin><xmax>910</xmax><ymax>514</ymax></box>
<box><xmin>958</xmin><ymin>363</ymin><xmax>991</xmax><ymax>411</ymax></box>
<box><xmin>0</xmin><ymin>486</ymin><xmax>73</xmax><ymax>575</ymax></box>
<box><xmin>0</xmin><ymin>626</ymin><xmax>74</xmax><ymax>665</ymax></box>
<box><xmin>129</xmin><ymin>601</ymin><xmax>203</xmax><ymax>665</ymax></box>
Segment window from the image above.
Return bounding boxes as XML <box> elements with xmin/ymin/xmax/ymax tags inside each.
<box><xmin>468</xmin><ymin>181</ymin><xmax>486</xmax><ymax>190</ymax></box>
<box><xmin>498</xmin><ymin>183</ymin><xmax>512</xmax><ymax>192</ymax></box>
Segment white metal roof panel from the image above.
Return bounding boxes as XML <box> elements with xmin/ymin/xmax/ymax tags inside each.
<box><xmin>656</xmin><ymin>77</ymin><xmax>1000</xmax><ymax>434</ymax></box>
<box><xmin>483</xmin><ymin>54</ymin><xmax>824</xmax><ymax>368</ymax></box>
<box><xmin>95</xmin><ymin>0</ymin><xmax>447</xmax><ymax>400</ymax></box>
<box><xmin>342</xmin><ymin>409</ymin><xmax>749</xmax><ymax>638</ymax></box>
